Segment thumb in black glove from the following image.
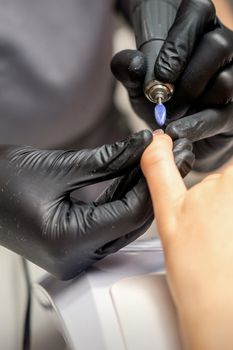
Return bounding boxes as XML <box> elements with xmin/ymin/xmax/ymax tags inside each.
<box><xmin>0</xmin><ymin>130</ymin><xmax>194</xmax><ymax>280</ymax></box>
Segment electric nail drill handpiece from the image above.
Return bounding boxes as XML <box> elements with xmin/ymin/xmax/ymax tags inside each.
<box><xmin>130</xmin><ymin>0</ymin><xmax>180</xmax><ymax>126</ymax></box>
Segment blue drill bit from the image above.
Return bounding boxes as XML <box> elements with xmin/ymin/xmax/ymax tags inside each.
<box><xmin>154</xmin><ymin>100</ymin><xmax>166</xmax><ymax>126</ymax></box>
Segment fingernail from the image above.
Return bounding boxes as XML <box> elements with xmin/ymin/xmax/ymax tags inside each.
<box><xmin>153</xmin><ymin>129</ymin><xmax>164</xmax><ymax>136</ymax></box>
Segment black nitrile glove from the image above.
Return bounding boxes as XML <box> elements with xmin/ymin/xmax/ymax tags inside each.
<box><xmin>0</xmin><ymin>131</ymin><xmax>194</xmax><ymax>280</ymax></box>
<box><xmin>111</xmin><ymin>0</ymin><xmax>233</xmax><ymax>172</ymax></box>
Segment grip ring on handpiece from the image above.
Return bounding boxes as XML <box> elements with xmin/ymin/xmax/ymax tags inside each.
<box><xmin>144</xmin><ymin>80</ymin><xmax>174</xmax><ymax>104</ymax></box>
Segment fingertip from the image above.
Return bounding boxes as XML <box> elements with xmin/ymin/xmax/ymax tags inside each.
<box><xmin>129</xmin><ymin>129</ymin><xmax>153</xmax><ymax>150</ymax></box>
<box><xmin>166</xmin><ymin>122</ymin><xmax>180</xmax><ymax>140</ymax></box>
<box><xmin>152</xmin><ymin>133</ymin><xmax>173</xmax><ymax>155</ymax></box>
<box><xmin>141</xmin><ymin>133</ymin><xmax>173</xmax><ymax>175</ymax></box>
<box><xmin>141</xmin><ymin>129</ymin><xmax>153</xmax><ymax>145</ymax></box>
<box><xmin>128</xmin><ymin>51</ymin><xmax>147</xmax><ymax>81</ymax></box>
<box><xmin>114</xmin><ymin>130</ymin><xmax>153</xmax><ymax>169</ymax></box>
<box><xmin>175</xmin><ymin>151</ymin><xmax>195</xmax><ymax>178</ymax></box>
<box><xmin>141</xmin><ymin>133</ymin><xmax>173</xmax><ymax>165</ymax></box>
<box><xmin>111</xmin><ymin>49</ymin><xmax>146</xmax><ymax>84</ymax></box>
<box><xmin>140</xmin><ymin>131</ymin><xmax>186</xmax><ymax>229</ymax></box>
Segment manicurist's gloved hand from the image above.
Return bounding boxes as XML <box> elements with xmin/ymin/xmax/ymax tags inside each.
<box><xmin>0</xmin><ymin>131</ymin><xmax>151</xmax><ymax>280</ymax></box>
<box><xmin>141</xmin><ymin>132</ymin><xmax>233</xmax><ymax>350</ymax></box>
<box><xmin>111</xmin><ymin>0</ymin><xmax>233</xmax><ymax>172</ymax></box>
<box><xmin>0</xmin><ymin>130</ymin><xmax>194</xmax><ymax>280</ymax></box>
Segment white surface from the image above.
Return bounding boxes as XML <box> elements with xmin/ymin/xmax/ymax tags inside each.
<box><xmin>32</xmin><ymin>240</ymin><xmax>183</xmax><ymax>350</ymax></box>
<box><xmin>111</xmin><ymin>274</ymin><xmax>181</xmax><ymax>350</ymax></box>
<box><xmin>0</xmin><ymin>247</ymin><xmax>26</xmax><ymax>350</ymax></box>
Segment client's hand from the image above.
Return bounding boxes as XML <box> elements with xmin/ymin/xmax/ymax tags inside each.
<box><xmin>141</xmin><ymin>131</ymin><xmax>233</xmax><ymax>350</ymax></box>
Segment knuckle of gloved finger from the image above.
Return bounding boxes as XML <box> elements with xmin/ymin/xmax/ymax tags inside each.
<box><xmin>125</xmin><ymin>184</ymin><xmax>151</xmax><ymax>226</ymax></box>
<box><xmin>174</xmin><ymin>151</ymin><xmax>195</xmax><ymax>177</ymax></box>
<box><xmin>111</xmin><ymin>49</ymin><xmax>146</xmax><ymax>85</ymax></box>
<box><xmin>155</xmin><ymin>45</ymin><xmax>185</xmax><ymax>83</ymax></box>
<box><xmin>215</xmin><ymin>68</ymin><xmax>233</xmax><ymax>103</ymax></box>
<box><xmin>166</xmin><ymin>123</ymin><xmax>182</xmax><ymax>140</ymax></box>
<box><xmin>95</xmin><ymin>130</ymin><xmax>152</xmax><ymax>172</ymax></box>
<box><xmin>139</xmin><ymin>129</ymin><xmax>154</xmax><ymax>146</ymax></box>
<box><xmin>167</xmin><ymin>118</ymin><xmax>202</xmax><ymax>142</ymax></box>
<box><xmin>133</xmin><ymin>205</ymin><xmax>152</xmax><ymax>227</ymax></box>
<box><xmin>173</xmin><ymin>138</ymin><xmax>193</xmax><ymax>153</ymax></box>
<box><xmin>206</xmin><ymin>29</ymin><xmax>233</xmax><ymax>59</ymax></box>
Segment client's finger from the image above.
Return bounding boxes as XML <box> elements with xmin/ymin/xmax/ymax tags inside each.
<box><xmin>141</xmin><ymin>131</ymin><xmax>187</xmax><ymax>232</ymax></box>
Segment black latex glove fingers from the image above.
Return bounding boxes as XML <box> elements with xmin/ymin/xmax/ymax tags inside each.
<box><xmin>88</xmin><ymin>176</ymin><xmax>153</xmax><ymax>253</ymax></box>
<box><xmin>167</xmin><ymin>104</ymin><xmax>233</xmax><ymax>142</ymax></box>
<box><xmin>0</xmin><ymin>130</ymin><xmax>156</xmax><ymax>280</ymax></box>
<box><xmin>5</xmin><ymin>129</ymin><xmax>152</xmax><ymax>194</ymax></box>
<box><xmin>45</xmin><ymin>173</ymin><xmax>154</xmax><ymax>279</ymax></box>
<box><xmin>111</xmin><ymin>49</ymin><xmax>157</xmax><ymax>127</ymax></box>
<box><xmin>167</xmin><ymin>104</ymin><xmax>233</xmax><ymax>170</ymax></box>
<box><xmin>155</xmin><ymin>0</ymin><xmax>216</xmax><ymax>82</ymax></box>
<box><xmin>164</xmin><ymin>24</ymin><xmax>233</xmax><ymax>119</ymax></box>
<box><xmin>155</xmin><ymin>0</ymin><xmax>233</xmax><ymax>171</ymax></box>
<box><xmin>173</xmin><ymin>138</ymin><xmax>195</xmax><ymax>178</ymax></box>
<box><xmin>111</xmin><ymin>49</ymin><xmax>146</xmax><ymax>97</ymax></box>
<box><xmin>112</xmin><ymin>0</ymin><xmax>233</xmax><ymax>172</ymax></box>
<box><xmin>94</xmin><ymin>167</ymin><xmax>153</xmax><ymax>255</ymax></box>
<box><xmin>111</xmin><ymin>1</ymin><xmax>232</xmax><ymax>128</ymax></box>
<box><xmin>96</xmin><ymin>165</ymin><xmax>142</xmax><ymax>205</ymax></box>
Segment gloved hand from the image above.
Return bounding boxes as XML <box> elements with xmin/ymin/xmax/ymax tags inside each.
<box><xmin>111</xmin><ymin>0</ymin><xmax>233</xmax><ymax>172</ymax></box>
<box><xmin>0</xmin><ymin>131</ymin><xmax>194</xmax><ymax>280</ymax></box>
